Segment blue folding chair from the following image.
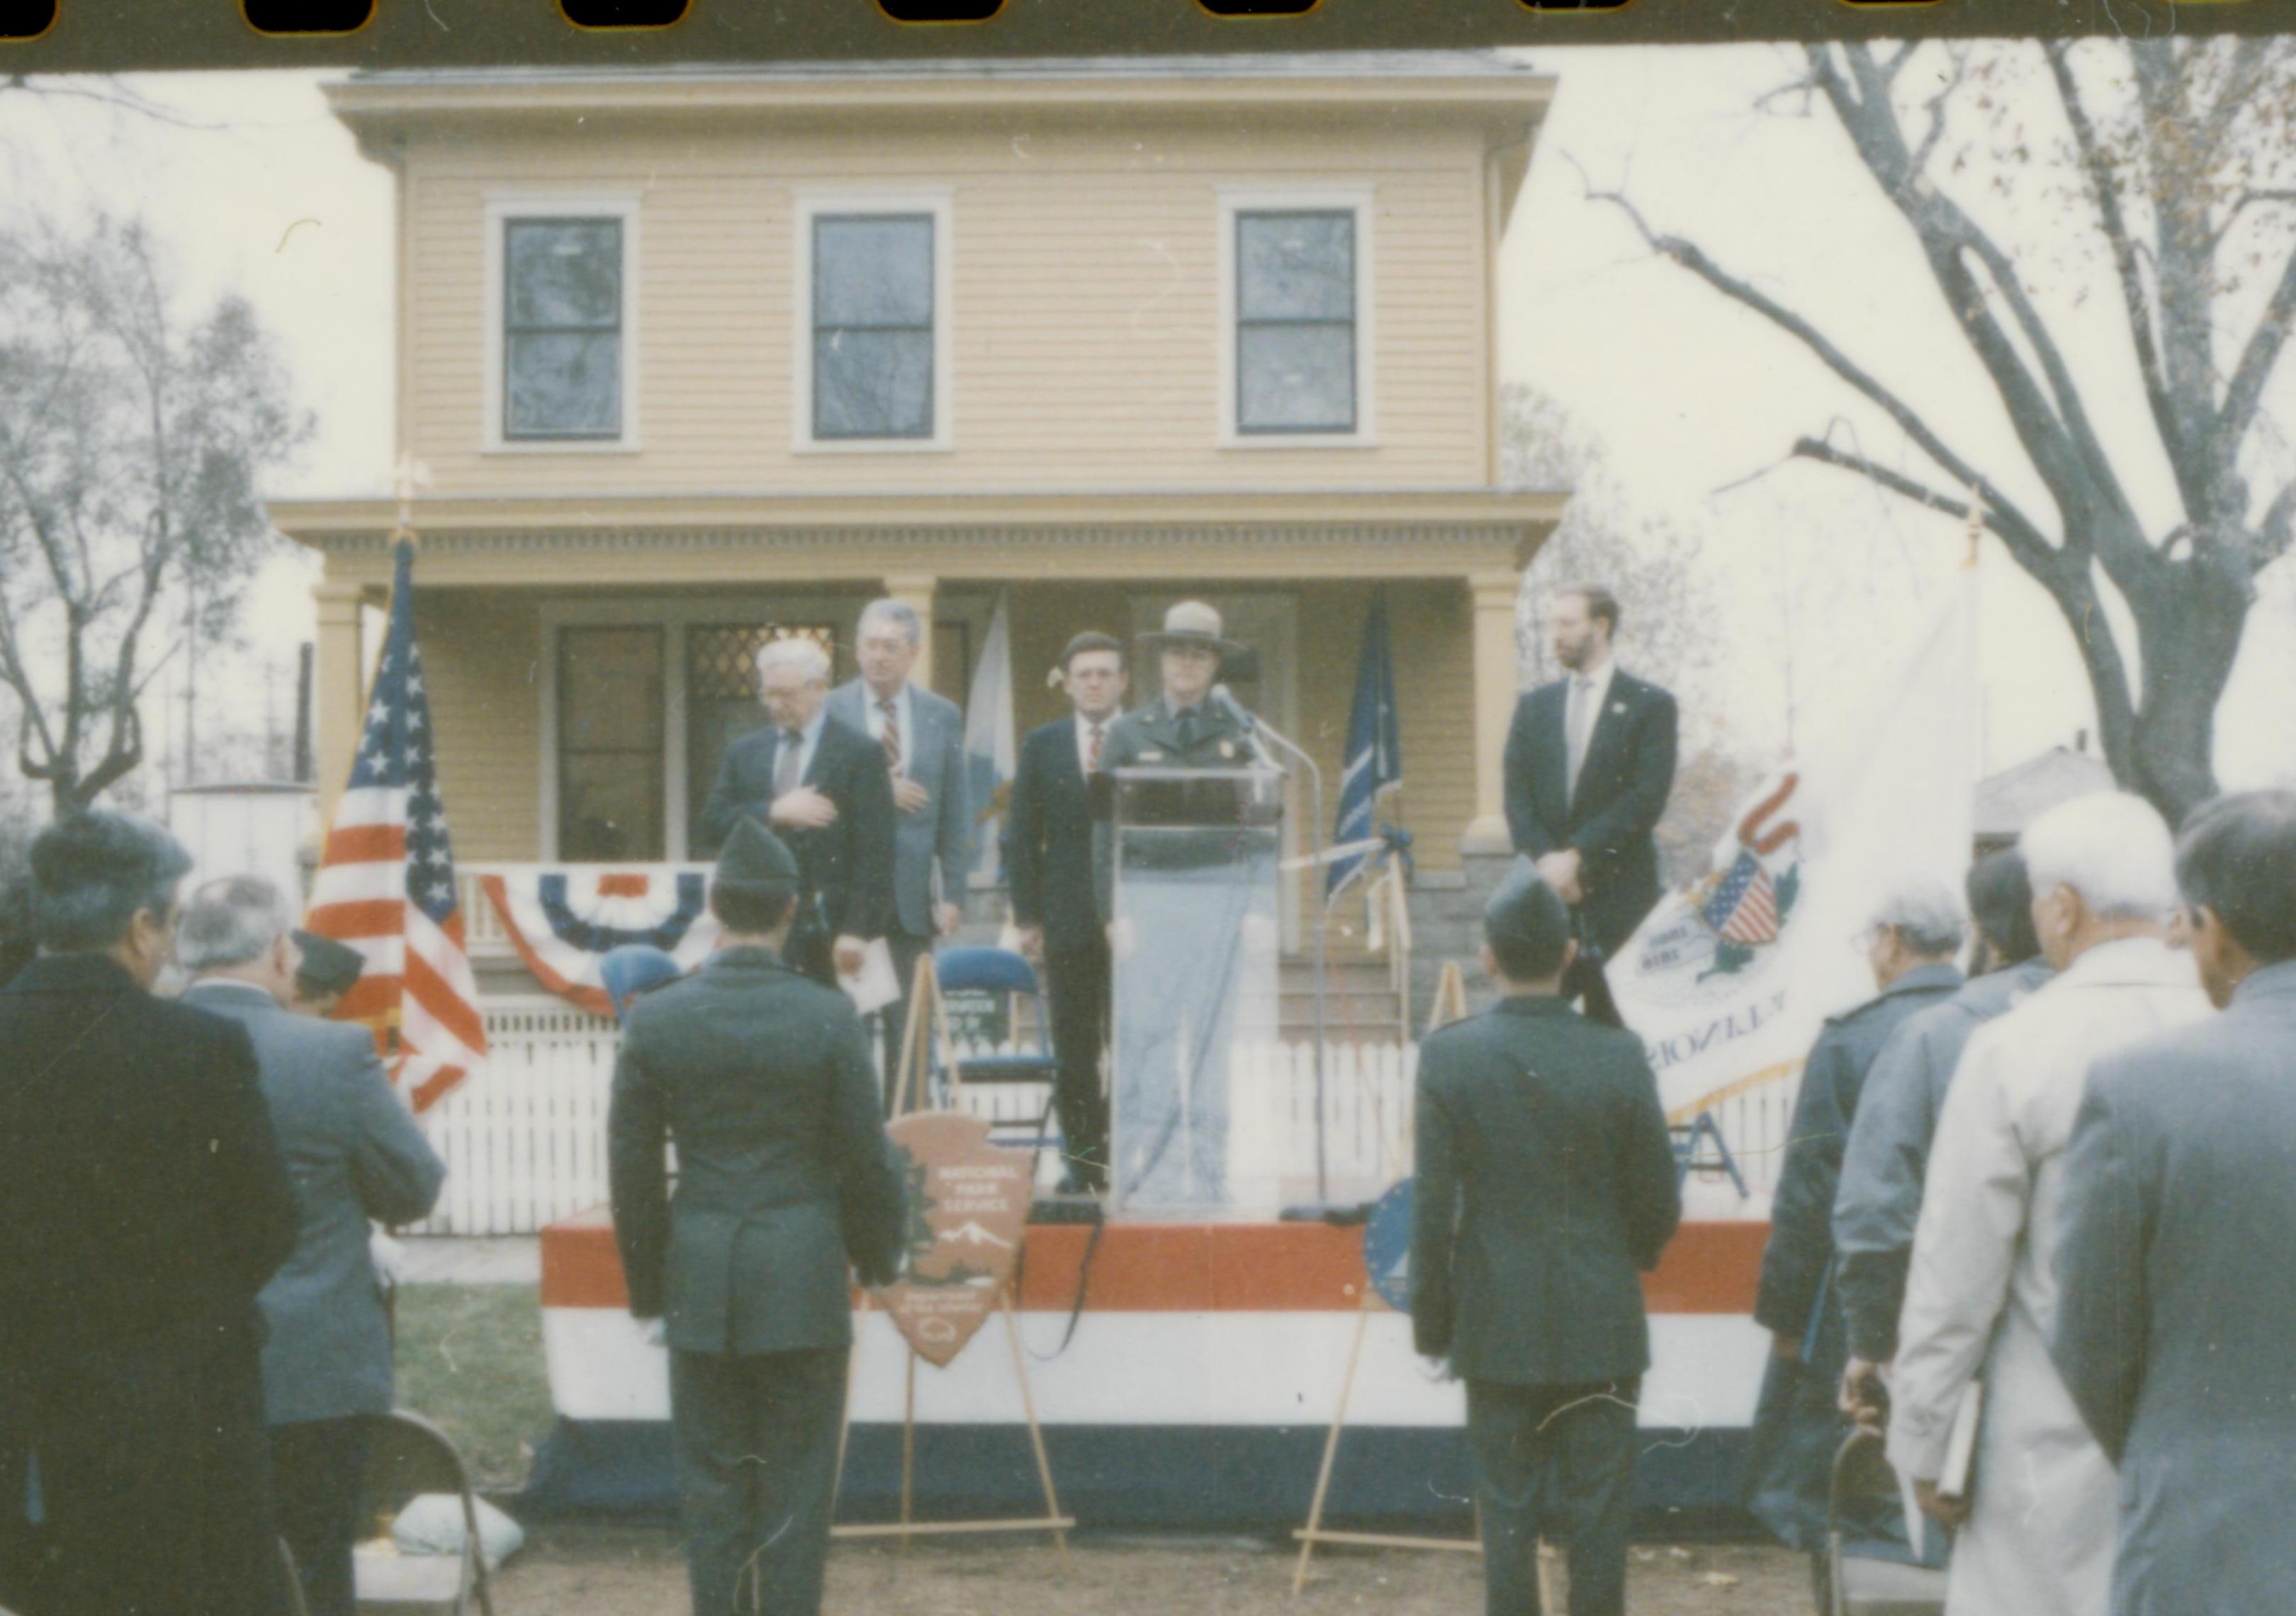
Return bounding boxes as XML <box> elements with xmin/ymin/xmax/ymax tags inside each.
<box><xmin>931</xmin><ymin>946</ymin><xmax>1066</xmax><ymax>1182</ymax></box>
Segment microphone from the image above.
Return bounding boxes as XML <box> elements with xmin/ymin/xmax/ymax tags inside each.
<box><xmin>1209</xmin><ymin>683</ymin><xmax>1259</xmax><ymax>734</ymax></box>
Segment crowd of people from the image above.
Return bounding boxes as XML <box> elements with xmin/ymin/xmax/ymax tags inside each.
<box><xmin>2</xmin><ymin>572</ymin><xmax>2290</xmax><ymax>1616</ymax></box>
<box><xmin>0</xmin><ymin>817</ymin><xmax>446</xmax><ymax>1616</ymax></box>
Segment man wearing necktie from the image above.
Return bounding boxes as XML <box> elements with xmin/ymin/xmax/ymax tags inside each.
<box><xmin>828</xmin><ymin>599</ymin><xmax>974</xmax><ymax>1104</ymax></box>
<box><xmin>697</xmin><ymin>636</ymin><xmax>896</xmax><ymax>989</ymax></box>
<box><xmin>1502</xmin><ymin>584</ymin><xmax>1679</xmax><ymax>1013</ymax></box>
<box><xmin>1004</xmin><ymin>631</ymin><xmax>1131</xmax><ymax>1193</ymax></box>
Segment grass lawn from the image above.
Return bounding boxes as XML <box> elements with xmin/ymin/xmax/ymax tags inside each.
<box><xmin>393</xmin><ymin>1283</ymin><xmax>556</xmax><ymax>1496</ymax></box>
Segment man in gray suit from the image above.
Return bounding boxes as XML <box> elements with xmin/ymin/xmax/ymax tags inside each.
<box><xmin>179</xmin><ymin>877</ymin><xmax>446</xmax><ymax>1616</ymax></box>
<box><xmin>609</xmin><ymin>819</ymin><xmax>906</xmax><ymax>1616</ymax></box>
<box><xmin>828</xmin><ymin>597</ymin><xmax>972</xmax><ymax>1102</ymax></box>
<box><xmin>1412</xmin><ymin>859</ymin><xmax>1682</xmax><ymax>1616</ymax></box>
<box><xmin>2054</xmin><ymin>790</ymin><xmax>2296</xmax><ymax>1616</ymax></box>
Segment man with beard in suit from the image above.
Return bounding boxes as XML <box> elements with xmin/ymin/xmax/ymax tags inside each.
<box><xmin>698</xmin><ymin>635</ymin><xmax>896</xmax><ymax>990</ymax></box>
<box><xmin>1004</xmin><ymin>631</ymin><xmax>1130</xmax><ymax>1194</ymax></box>
<box><xmin>0</xmin><ymin>812</ymin><xmax>300</xmax><ymax>1616</ymax></box>
<box><xmin>1502</xmin><ymin>585</ymin><xmax>1678</xmax><ymax>1011</ymax></box>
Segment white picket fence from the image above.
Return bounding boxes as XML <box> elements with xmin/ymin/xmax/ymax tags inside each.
<box><xmin>411</xmin><ymin>1002</ymin><xmax>1424</xmax><ymax>1235</ymax></box>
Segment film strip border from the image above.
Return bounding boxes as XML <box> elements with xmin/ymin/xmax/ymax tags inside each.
<box><xmin>0</xmin><ymin>0</ymin><xmax>2285</xmax><ymax>69</ymax></box>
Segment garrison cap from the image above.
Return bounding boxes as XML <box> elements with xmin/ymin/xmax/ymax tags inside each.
<box><xmin>712</xmin><ymin>817</ymin><xmax>802</xmax><ymax>899</ymax></box>
<box><xmin>291</xmin><ymin>930</ymin><xmax>365</xmax><ymax>997</ymax></box>
<box><xmin>1482</xmin><ymin>856</ymin><xmax>1573</xmax><ymax>960</ymax></box>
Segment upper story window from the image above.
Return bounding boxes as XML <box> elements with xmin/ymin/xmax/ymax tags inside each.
<box><xmin>485</xmin><ymin>194</ymin><xmax>640</xmax><ymax>452</ymax></box>
<box><xmin>1220</xmin><ymin>189</ymin><xmax>1375</xmax><ymax>447</ymax></box>
<box><xmin>796</xmin><ymin>192</ymin><xmax>954</xmax><ymax>452</ymax></box>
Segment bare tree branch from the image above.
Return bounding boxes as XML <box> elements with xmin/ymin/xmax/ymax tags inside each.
<box><xmin>2047</xmin><ymin>41</ymin><xmax>2196</xmax><ymax>504</ymax></box>
<box><xmin>1574</xmin><ymin>159</ymin><xmax>2054</xmax><ymax>561</ymax></box>
<box><xmin>0</xmin><ymin>74</ymin><xmax>220</xmax><ymax>131</ymax></box>
<box><xmin>1788</xmin><ymin>434</ymin><xmax>2068</xmax><ymax>582</ymax></box>
<box><xmin>2218</xmin><ymin>237</ymin><xmax>2296</xmax><ymax>454</ymax></box>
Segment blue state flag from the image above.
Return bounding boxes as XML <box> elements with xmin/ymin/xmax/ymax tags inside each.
<box><xmin>1329</xmin><ymin>590</ymin><xmax>1403</xmax><ymax>894</ymax></box>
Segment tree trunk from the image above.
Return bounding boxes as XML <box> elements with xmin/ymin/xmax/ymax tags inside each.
<box><xmin>2126</xmin><ymin>550</ymin><xmax>2251</xmax><ymax>823</ymax></box>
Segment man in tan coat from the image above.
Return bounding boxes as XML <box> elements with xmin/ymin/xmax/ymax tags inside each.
<box><xmin>1888</xmin><ymin>793</ymin><xmax>2210</xmax><ymax>1616</ymax></box>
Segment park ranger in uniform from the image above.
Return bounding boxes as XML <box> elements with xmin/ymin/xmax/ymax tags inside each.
<box><xmin>608</xmin><ymin>819</ymin><xmax>906</xmax><ymax>1616</ymax></box>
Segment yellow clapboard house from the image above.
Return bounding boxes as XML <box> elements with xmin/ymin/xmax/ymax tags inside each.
<box><xmin>269</xmin><ymin>52</ymin><xmax>1565</xmax><ymax>1031</ymax></box>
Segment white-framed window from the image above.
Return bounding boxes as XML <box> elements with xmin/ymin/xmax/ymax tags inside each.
<box><xmin>483</xmin><ymin>193</ymin><xmax>641</xmax><ymax>453</ymax></box>
<box><xmin>1217</xmin><ymin>187</ymin><xmax>1376</xmax><ymax>448</ymax></box>
<box><xmin>793</xmin><ymin>191</ymin><xmax>955</xmax><ymax>453</ymax></box>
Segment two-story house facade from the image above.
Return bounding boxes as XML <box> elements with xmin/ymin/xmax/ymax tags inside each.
<box><xmin>270</xmin><ymin>52</ymin><xmax>1564</xmax><ymax>1010</ymax></box>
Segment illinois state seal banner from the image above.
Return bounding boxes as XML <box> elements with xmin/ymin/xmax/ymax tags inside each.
<box><xmin>873</xmin><ymin>1112</ymin><xmax>1032</xmax><ymax>1368</ymax></box>
<box><xmin>1611</xmin><ymin>569</ymin><xmax>1981</xmax><ymax>1127</ymax></box>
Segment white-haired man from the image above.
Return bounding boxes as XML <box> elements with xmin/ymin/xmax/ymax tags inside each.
<box><xmin>179</xmin><ymin>876</ymin><xmax>445</xmax><ymax>1616</ymax></box>
<box><xmin>1747</xmin><ymin>877</ymin><xmax>1966</xmax><ymax>1596</ymax></box>
<box><xmin>828</xmin><ymin>598</ymin><xmax>972</xmax><ymax>1099</ymax></box>
<box><xmin>1889</xmin><ymin>793</ymin><xmax>2210</xmax><ymax>1616</ymax></box>
<box><xmin>699</xmin><ymin>635</ymin><xmax>896</xmax><ymax>989</ymax></box>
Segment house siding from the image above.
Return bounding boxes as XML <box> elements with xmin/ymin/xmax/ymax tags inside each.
<box><xmin>400</xmin><ymin>117</ymin><xmax>1490</xmax><ymax>496</ymax></box>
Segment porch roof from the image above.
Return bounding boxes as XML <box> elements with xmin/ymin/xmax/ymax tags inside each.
<box><xmin>271</xmin><ymin>487</ymin><xmax>1567</xmax><ymax>590</ymax></box>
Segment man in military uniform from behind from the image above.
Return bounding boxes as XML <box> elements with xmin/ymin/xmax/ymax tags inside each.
<box><xmin>1090</xmin><ymin>600</ymin><xmax>1274</xmax><ymax>1210</ymax></box>
<box><xmin>1743</xmin><ymin>880</ymin><xmax>1966</xmax><ymax>1603</ymax></box>
<box><xmin>608</xmin><ymin>819</ymin><xmax>907</xmax><ymax>1616</ymax></box>
<box><xmin>1411</xmin><ymin>860</ymin><xmax>1682</xmax><ymax>1616</ymax></box>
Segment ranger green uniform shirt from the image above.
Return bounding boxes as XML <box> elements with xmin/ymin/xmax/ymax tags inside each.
<box><xmin>1090</xmin><ymin>695</ymin><xmax>1263</xmax><ymax>921</ymax></box>
<box><xmin>608</xmin><ymin>946</ymin><xmax>906</xmax><ymax>1355</ymax></box>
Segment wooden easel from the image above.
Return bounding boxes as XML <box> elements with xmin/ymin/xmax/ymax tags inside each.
<box><xmin>831</xmin><ymin>954</ymin><xmax>1074</xmax><ymax>1552</ymax></box>
<box><xmin>1290</xmin><ymin>958</ymin><xmax>1560</xmax><ymax>1607</ymax></box>
<box><xmin>829</xmin><ymin>1286</ymin><xmax>1073</xmax><ymax>1554</ymax></box>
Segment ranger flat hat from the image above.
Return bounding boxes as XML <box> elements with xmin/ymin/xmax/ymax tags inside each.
<box><xmin>291</xmin><ymin>930</ymin><xmax>364</xmax><ymax>997</ymax></box>
<box><xmin>713</xmin><ymin>817</ymin><xmax>802</xmax><ymax>899</ymax></box>
<box><xmin>1482</xmin><ymin>855</ymin><xmax>1573</xmax><ymax>960</ymax></box>
<box><xmin>1138</xmin><ymin>600</ymin><xmax>1250</xmax><ymax>662</ymax></box>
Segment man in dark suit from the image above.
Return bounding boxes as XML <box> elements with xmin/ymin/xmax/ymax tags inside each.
<box><xmin>697</xmin><ymin>634</ymin><xmax>896</xmax><ymax>990</ymax></box>
<box><xmin>0</xmin><ymin>812</ymin><xmax>300</xmax><ymax>1616</ymax></box>
<box><xmin>1004</xmin><ymin>631</ymin><xmax>1130</xmax><ymax>1194</ymax></box>
<box><xmin>2054</xmin><ymin>790</ymin><xmax>2296</xmax><ymax>1616</ymax></box>
<box><xmin>828</xmin><ymin>599</ymin><xmax>974</xmax><ymax>1097</ymax></box>
<box><xmin>1411</xmin><ymin>859</ymin><xmax>1682</xmax><ymax>1616</ymax></box>
<box><xmin>180</xmin><ymin>877</ymin><xmax>446</xmax><ymax>1616</ymax></box>
<box><xmin>1502</xmin><ymin>585</ymin><xmax>1678</xmax><ymax>1001</ymax></box>
<box><xmin>1744</xmin><ymin>880</ymin><xmax>1962</xmax><ymax>1590</ymax></box>
<box><xmin>609</xmin><ymin>819</ymin><xmax>907</xmax><ymax>1616</ymax></box>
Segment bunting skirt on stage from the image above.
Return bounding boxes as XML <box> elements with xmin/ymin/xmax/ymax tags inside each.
<box><xmin>519</xmin><ymin>1211</ymin><xmax>1771</xmax><ymax>1533</ymax></box>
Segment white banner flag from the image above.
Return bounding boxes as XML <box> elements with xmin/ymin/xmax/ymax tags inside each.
<box><xmin>963</xmin><ymin>592</ymin><xmax>1017</xmax><ymax>888</ymax></box>
<box><xmin>1610</xmin><ymin>566</ymin><xmax>1982</xmax><ymax>1135</ymax></box>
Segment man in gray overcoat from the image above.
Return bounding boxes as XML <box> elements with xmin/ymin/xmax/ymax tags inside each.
<box><xmin>1411</xmin><ymin>860</ymin><xmax>1682</xmax><ymax>1616</ymax></box>
<box><xmin>2054</xmin><ymin>790</ymin><xmax>2296</xmax><ymax>1616</ymax></box>
<box><xmin>1833</xmin><ymin>849</ymin><xmax>2051</xmax><ymax>1413</ymax></box>
<box><xmin>609</xmin><ymin>819</ymin><xmax>907</xmax><ymax>1616</ymax></box>
<box><xmin>1889</xmin><ymin>794</ymin><xmax>2210</xmax><ymax>1616</ymax></box>
<box><xmin>180</xmin><ymin>877</ymin><xmax>446</xmax><ymax>1616</ymax></box>
<box><xmin>1743</xmin><ymin>880</ymin><xmax>1964</xmax><ymax>1588</ymax></box>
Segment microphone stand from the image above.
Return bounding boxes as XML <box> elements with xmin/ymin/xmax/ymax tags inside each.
<box><xmin>1218</xmin><ymin>690</ymin><xmax>1328</xmax><ymax>1203</ymax></box>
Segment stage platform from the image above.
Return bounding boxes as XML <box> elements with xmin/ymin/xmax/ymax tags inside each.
<box><xmin>521</xmin><ymin>1207</ymin><xmax>1772</xmax><ymax>1533</ymax></box>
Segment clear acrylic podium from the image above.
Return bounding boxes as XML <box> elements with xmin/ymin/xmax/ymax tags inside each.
<box><xmin>1106</xmin><ymin>766</ymin><xmax>1285</xmax><ymax>1220</ymax></box>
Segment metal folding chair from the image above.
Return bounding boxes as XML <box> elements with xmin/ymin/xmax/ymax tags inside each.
<box><xmin>931</xmin><ymin>946</ymin><xmax>1066</xmax><ymax>1179</ymax></box>
<box><xmin>1826</xmin><ymin>1430</ymin><xmax>1947</xmax><ymax>1616</ymax></box>
<box><xmin>353</xmin><ymin>1410</ymin><xmax>495</xmax><ymax>1616</ymax></box>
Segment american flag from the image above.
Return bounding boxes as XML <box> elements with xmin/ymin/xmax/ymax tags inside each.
<box><xmin>304</xmin><ymin>539</ymin><xmax>486</xmax><ymax>1112</ymax></box>
<box><xmin>1701</xmin><ymin>849</ymin><xmax>1781</xmax><ymax>946</ymax></box>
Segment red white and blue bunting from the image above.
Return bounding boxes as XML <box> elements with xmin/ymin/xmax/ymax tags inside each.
<box><xmin>480</xmin><ymin>868</ymin><xmax>720</xmax><ymax>1019</ymax></box>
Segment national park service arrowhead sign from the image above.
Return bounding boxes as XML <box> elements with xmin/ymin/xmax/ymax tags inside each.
<box><xmin>873</xmin><ymin>1111</ymin><xmax>1032</xmax><ymax>1367</ymax></box>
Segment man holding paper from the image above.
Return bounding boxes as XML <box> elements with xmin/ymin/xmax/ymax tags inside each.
<box><xmin>698</xmin><ymin>636</ymin><xmax>896</xmax><ymax>992</ymax></box>
<box><xmin>1889</xmin><ymin>794</ymin><xmax>2209</xmax><ymax>1616</ymax></box>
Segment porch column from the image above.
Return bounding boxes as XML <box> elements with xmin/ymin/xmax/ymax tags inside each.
<box><xmin>884</xmin><ymin>571</ymin><xmax>938</xmax><ymax>692</ymax></box>
<box><xmin>1463</xmin><ymin>569</ymin><xmax>1524</xmax><ymax>855</ymax></box>
<box><xmin>313</xmin><ymin>579</ymin><xmax>364</xmax><ymax>833</ymax></box>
